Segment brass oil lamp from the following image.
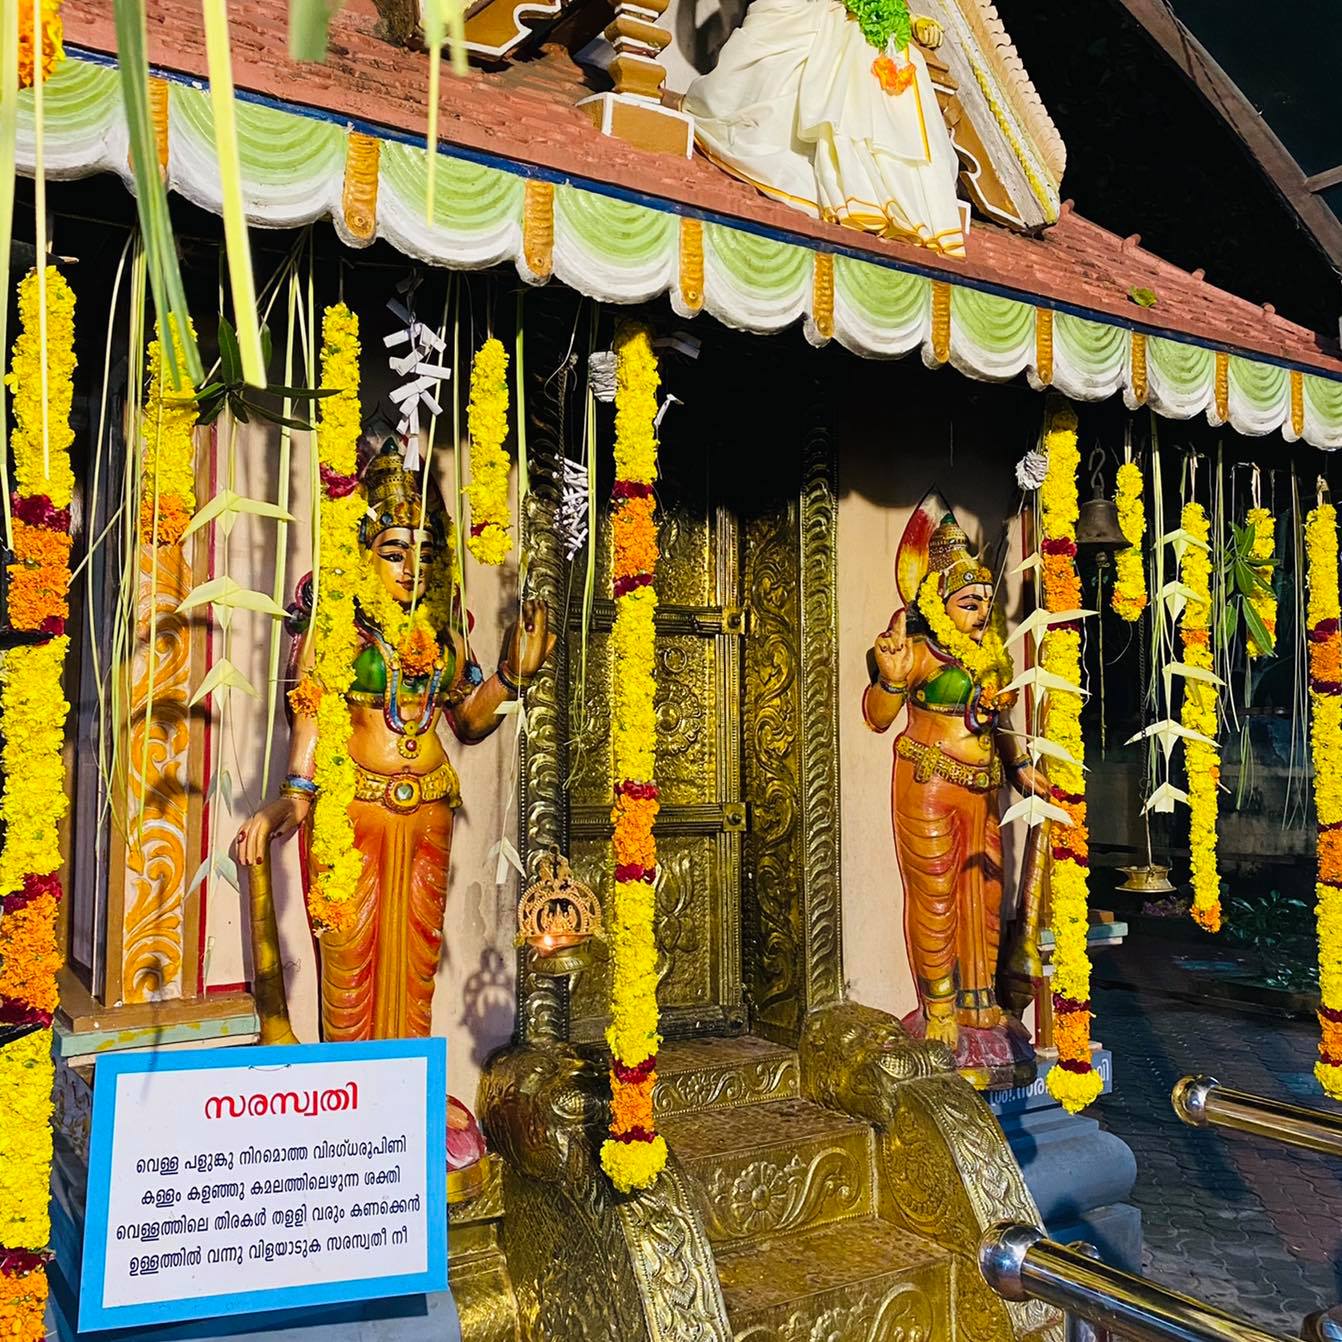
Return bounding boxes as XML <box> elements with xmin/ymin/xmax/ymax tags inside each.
<box><xmin>516</xmin><ymin>846</ymin><xmax>605</xmax><ymax>979</ymax></box>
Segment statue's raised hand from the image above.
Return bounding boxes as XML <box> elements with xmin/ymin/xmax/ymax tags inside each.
<box><xmin>505</xmin><ymin>599</ymin><xmax>558</xmax><ymax>680</ymax></box>
<box><xmin>873</xmin><ymin>610</ymin><xmax>914</xmax><ymax>686</ymax></box>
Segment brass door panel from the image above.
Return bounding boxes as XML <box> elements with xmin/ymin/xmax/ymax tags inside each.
<box><xmin>564</xmin><ymin>448</ymin><xmax>744</xmax><ymax>1041</ymax></box>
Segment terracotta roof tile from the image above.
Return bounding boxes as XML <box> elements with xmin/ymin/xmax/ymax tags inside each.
<box><xmin>63</xmin><ymin>0</ymin><xmax>1342</xmax><ymax>378</ymax></box>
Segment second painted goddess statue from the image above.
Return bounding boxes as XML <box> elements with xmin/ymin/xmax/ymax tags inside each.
<box><xmin>863</xmin><ymin>495</ymin><xmax>1046</xmax><ymax>1076</ymax></box>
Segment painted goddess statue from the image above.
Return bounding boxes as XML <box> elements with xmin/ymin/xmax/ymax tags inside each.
<box><xmin>683</xmin><ymin>0</ymin><xmax>965</xmax><ymax>253</ymax></box>
<box><xmin>862</xmin><ymin>496</ymin><xmax>1046</xmax><ymax>1076</ymax></box>
<box><xmin>237</xmin><ymin>440</ymin><xmax>553</xmax><ymax>1174</ymax></box>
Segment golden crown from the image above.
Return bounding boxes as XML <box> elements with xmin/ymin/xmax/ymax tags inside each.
<box><xmin>928</xmin><ymin>515</ymin><xmax>991</xmax><ymax>599</ymax></box>
<box><xmin>360</xmin><ymin>440</ymin><xmax>448</xmax><ymax>550</ymax></box>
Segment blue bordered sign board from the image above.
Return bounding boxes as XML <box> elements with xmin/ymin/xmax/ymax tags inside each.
<box><xmin>78</xmin><ymin>1038</ymin><xmax>448</xmax><ymax>1333</ymax></box>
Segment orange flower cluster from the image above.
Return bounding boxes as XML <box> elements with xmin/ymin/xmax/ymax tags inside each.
<box><xmin>0</xmin><ymin>1266</ymin><xmax>47</xmax><ymax>1342</ymax></box>
<box><xmin>1321</xmin><ymin>1014</ymin><xmax>1342</xmax><ymax>1063</ymax></box>
<box><xmin>7</xmin><ymin>519</ymin><xmax>71</xmax><ymax>630</ymax></box>
<box><xmin>611</xmin><ymin>793</ymin><xmax>658</xmax><ymax>871</ymax></box>
<box><xmin>612</xmin><ymin>494</ymin><xmax>657</xmax><ymax>581</ymax></box>
<box><xmin>287</xmin><ymin>676</ymin><xmax>322</xmax><ymax>719</ymax></box>
<box><xmin>608</xmin><ymin>1066</ymin><xmax>656</xmax><ymax>1135</ymax></box>
<box><xmin>0</xmin><ymin>892</ymin><xmax>60</xmax><ymax>1015</ymax></box>
<box><xmin>398</xmin><ymin>625</ymin><xmax>439</xmax><ymax>680</ymax></box>
<box><xmin>1311</xmin><ymin>637</ymin><xmax>1342</xmax><ymax>689</ymax></box>
<box><xmin>138</xmin><ymin>493</ymin><xmax>193</xmax><ymax>548</ymax></box>
<box><xmin>1053</xmin><ymin>1006</ymin><xmax>1090</xmax><ymax>1059</ymax></box>
<box><xmin>871</xmin><ymin>55</ymin><xmax>915</xmax><ymax>95</ymax></box>
<box><xmin>1041</xmin><ymin>552</ymin><xmax>1082</xmax><ymax>611</ymax></box>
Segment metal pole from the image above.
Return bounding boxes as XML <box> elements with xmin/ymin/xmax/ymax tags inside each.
<box><xmin>1172</xmin><ymin>1076</ymin><xmax>1342</xmax><ymax>1159</ymax></box>
<box><xmin>980</xmin><ymin>1223</ymin><xmax>1300</xmax><ymax>1342</ymax></box>
<box><xmin>1064</xmin><ymin>1243</ymin><xmax>1112</xmax><ymax>1342</ymax></box>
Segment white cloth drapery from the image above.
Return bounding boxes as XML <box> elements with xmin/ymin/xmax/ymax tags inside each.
<box><xmin>685</xmin><ymin>0</ymin><xmax>967</xmax><ymax>256</ymax></box>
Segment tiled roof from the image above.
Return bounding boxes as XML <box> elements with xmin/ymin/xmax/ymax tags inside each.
<box><xmin>64</xmin><ymin>0</ymin><xmax>1342</xmax><ymax>378</ymax></box>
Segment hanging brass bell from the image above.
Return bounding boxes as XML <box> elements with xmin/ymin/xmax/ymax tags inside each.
<box><xmin>1075</xmin><ymin>496</ymin><xmax>1128</xmax><ymax>557</ymax></box>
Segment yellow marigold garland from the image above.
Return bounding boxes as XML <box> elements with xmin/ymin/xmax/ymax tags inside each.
<box><xmin>138</xmin><ymin>319</ymin><xmax>200</xmax><ymax>547</ymax></box>
<box><xmin>307</xmin><ymin>305</ymin><xmax>364</xmax><ymax>935</ymax></box>
<box><xmin>1178</xmin><ymin>502</ymin><xmax>1221</xmax><ymax>933</ymax></box>
<box><xmin>5</xmin><ymin>269</ymin><xmax>74</xmax><ymax>510</ymax></box>
<box><xmin>0</xmin><ymin>268</ymin><xmax>75</xmax><ymax>1338</ymax></box>
<box><xmin>1039</xmin><ymin>400</ymin><xmax>1102</xmax><ymax>1113</ymax></box>
<box><xmin>601</xmin><ymin>325</ymin><xmax>668</xmax><ymax>1193</ymax></box>
<box><xmin>1306</xmin><ymin>503</ymin><xmax>1342</xmax><ymax>1099</ymax></box>
<box><xmin>464</xmin><ymin>338</ymin><xmax>511</xmax><ymax>566</ymax></box>
<box><xmin>1244</xmin><ymin>506</ymin><xmax>1277</xmax><ymax>659</ymax></box>
<box><xmin>1111</xmin><ymin>461</ymin><xmax>1148</xmax><ymax>621</ymax></box>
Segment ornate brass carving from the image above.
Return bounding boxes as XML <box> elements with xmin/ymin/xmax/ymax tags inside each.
<box><xmin>480</xmin><ymin>1041</ymin><xmax>731</xmax><ymax>1342</ymax></box>
<box><xmin>700</xmin><ymin>1146</ymin><xmax>867</xmax><ymax>1244</ymax></box>
<box><xmin>517</xmin><ymin>312</ymin><xmax>574</xmax><ymax>1043</ymax></box>
<box><xmin>522</xmin><ymin>181</ymin><xmax>555</xmax><ymax>283</ymax></box>
<box><xmin>799</xmin><ymin>1004</ymin><xmax>1056</xmax><ymax>1342</ymax></box>
<box><xmin>341</xmin><ymin>132</ymin><xmax>381</xmax><ymax>245</ymax></box>
<box><xmin>743</xmin><ymin>499</ymin><xmax>803</xmax><ymax>1039</ymax></box>
<box><xmin>654</xmin><ymin>1038</ymin><xmax>800</xmax><ymax>1118</ymax></box>
<box><xmin>799</xmin><ymin>419</ymin><xmax>844</xmax><ymax>1013</ymax></box>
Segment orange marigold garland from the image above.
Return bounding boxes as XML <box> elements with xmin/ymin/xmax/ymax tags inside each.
<box><xmin>0</xmin><ymin>268</ymin><xmax>76</xmax><ymax>1340</ymax></box>
<box><xmin>1039</xmin><ymin>399</ymin><xmax>1103</xmax><ymax>1114</ymax></box>
<box><xmin>601</xmin><ymin>325</ymin><xmax>668</xmax><ymax>1193</ymax></box>
<box><xmin>1306</xmin><ymin>502</ymin><xmax>1342</xmax><ymax>1099</ymax></box>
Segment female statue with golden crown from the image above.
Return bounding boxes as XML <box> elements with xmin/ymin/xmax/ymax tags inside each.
<box><xmin>236</xmin><ymin>438</ymin><xmax>553</xmax><ymax>1182</ymax></box>
<box><xmin>863</xmin><ymin>494</ymin><xmax>1047</xmax><ymax>1079</ymax></box>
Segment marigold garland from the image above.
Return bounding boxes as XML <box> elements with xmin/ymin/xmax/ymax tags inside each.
<box><xmin>1178</xmin><ymin>502</ymin><xmax>1221</xmax><ymax>933</ymax></box>
<box><xmin>1038</xmin><ymin>401</ymin><xmax>1102</xmax><ymax>1114</ymax></box>
<box><xmin>307</xmin><ymin>305</ymin><xmax>364</xmax><ymax>935</ymax></box>
<box><xmin>464</xmin><ymin>338</ymin><xmax>511</xmax><ymax>566</ymax></box>
<box><xmin>915</xmin><ymin>573</ymin><xmax>1013</xmax><ymax>693</ymax></box>
<box><xmin>5</xmin><ymin>269</ymin><xmax>74</xmax><ymax>510</ymax></box>
<box><xmin>601</xmin><ymin>325</ymin><xmax>668</xmax><ymax>1193</ymax></box>
<box><xmin>17</xmin><ymin>0</ymin><xmax>63</xmax><ymax>89</ymax></box>
<box><xmin>1306</xmin><ymin>503</ymin><xmax>1342</xmax><ymax>1099</ymax></box>
<box><xmin>0</xmin><ymin>268</ymin><xmax>76</xmax><ymax>1342</ymax></box>
<box><xmin>1244</xmin><ymin>506</ymin><xmax>1277</xmax><ymax>659</ymax></box>
<box><xmin>1111</xmin><ymin>461</ymin><xmax>1148</xmax><ymax>621</ymax></box>
<box><xmin>138</xmin><ymin>320</ymin><xmax>200</xmax><ymax>547</ymax></box>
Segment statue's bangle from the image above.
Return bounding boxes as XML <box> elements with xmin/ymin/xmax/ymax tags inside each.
<box><xmin>281</xmin><ymin>775</ymin><xmax>318</xmax><ymax>798</ymax></box>
<box><xmin>496</xmin><ymin>661</ymin><xmax>533</xmax><ymax>695</ymax></box>
<box><xmin>878</xmin><ymin>678</ymin><xmax>907</xmax><ymax>697</ymax></box>
<box><xmin>1005</xmin><ymin>757</ymin><xmax>1030</xmax><ymax>773</ymax></box>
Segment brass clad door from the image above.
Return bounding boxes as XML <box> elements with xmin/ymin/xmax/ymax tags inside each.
<box><xmin>565</xmin><ymin>442</ymin><xmax>746</xmax><ymax>1042</ymax></box>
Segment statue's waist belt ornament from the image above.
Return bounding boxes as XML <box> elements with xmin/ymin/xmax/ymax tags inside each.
<box><xmin>352</xmin><ymin>759</ymin><xmax>462</xmax><ymax>812</ymax></box>
<box><xmin>896</xmin><ymin>735</ymin><xmax>1002</xmax><ymax>791</ymax></box>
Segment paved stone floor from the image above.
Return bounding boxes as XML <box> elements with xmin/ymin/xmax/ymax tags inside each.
<box><xmin>1092</xmin><ymin>974</ymin><xmax>1342</xmax><ymax>1334</ymax></box>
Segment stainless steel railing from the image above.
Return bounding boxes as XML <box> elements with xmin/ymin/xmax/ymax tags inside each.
<box><xmin>1172</xmin><ymin>1076</ymin><xmax>1342</xmax><ymax>1159</ymax></box>
<box><xmin>979</xmin><ymin>1222</ymin><xmax>1300</xmax><ymax>1342</ymax></box>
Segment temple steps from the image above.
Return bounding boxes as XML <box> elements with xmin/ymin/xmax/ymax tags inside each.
<box><xmin>661</xmin><ymin>1095</ymin><xmax>875</xmax><ymax>1248</ymax></box>
<box><xmin>653</xmin><ymin>1035</ymin><xmax>800</xmax><ymax>1119</ymax></box>
<box><xmin>659</xmin><ymin>1036</ymin><xmax>958</xmax><ymax>1342</ymax></box>
<box><xmin>713</xmin><ymin>1216</ymin><xmax>953</xmax><ymax>1342</ymax></box>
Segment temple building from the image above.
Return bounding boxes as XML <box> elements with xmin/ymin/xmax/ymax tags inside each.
<box><xmin>2</xmin><ymin>0</ymin><xmax>1340</xmax><ymax>1339</ymax></box>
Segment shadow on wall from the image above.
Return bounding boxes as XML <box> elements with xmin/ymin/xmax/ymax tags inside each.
<box><xmin>674</xmin><ymin>0</ymin><xmax>750</xmax><ymax>76</ymax></box>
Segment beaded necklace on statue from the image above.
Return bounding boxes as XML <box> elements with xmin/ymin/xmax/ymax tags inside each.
<box><xmin>366</xmin><ymin>625</ymin><xmax>445</xmax><ymax>760</ymax></box>
<box><xmin>355</xmin><ymin>559</ymin><xmax>455</xmax><ymax>760</ymax></box>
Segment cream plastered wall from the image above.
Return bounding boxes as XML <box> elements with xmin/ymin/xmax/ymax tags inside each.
<box><xmin>835</xmin><ymin>414</ymin><xmax>1033</xmax><ymax>1027</ymax></box>
<box><xmin>199</xmin><ymin>400</ymin><xmax>522</xmax><ymax>1108</ymax></box>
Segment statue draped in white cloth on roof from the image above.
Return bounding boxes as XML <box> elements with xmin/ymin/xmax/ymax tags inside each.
<box><xmin>683</xmin><ymin>0</ymin><xmax>966</xmax><ymax>256</ymax></box>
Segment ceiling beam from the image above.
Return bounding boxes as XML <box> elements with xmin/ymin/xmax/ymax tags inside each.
<box><xmin>1110</xmin><ymin>0</ymin><xmax>1342</xmax><ymax>272</ymax></box>
<box><xmin>1306</xmin><ymin>165</ymin><xmax>1342</xmax><ymax>195</ymax></box>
